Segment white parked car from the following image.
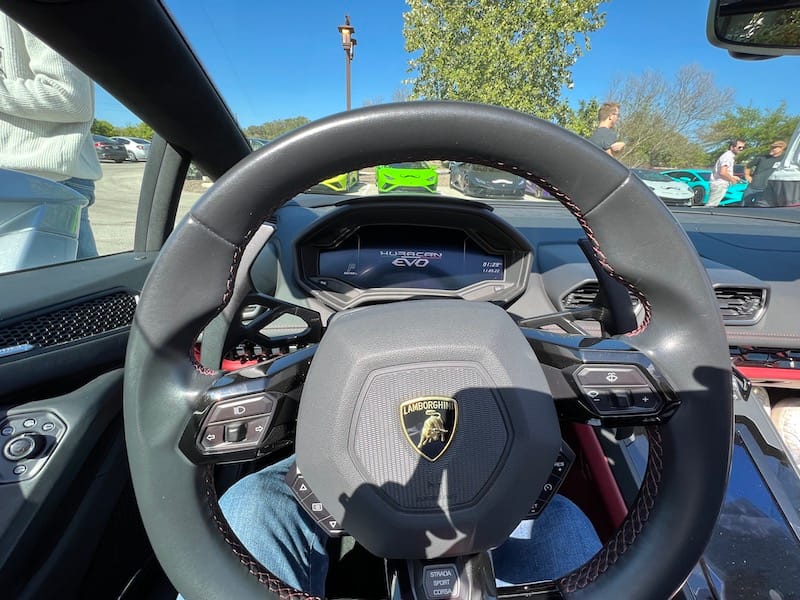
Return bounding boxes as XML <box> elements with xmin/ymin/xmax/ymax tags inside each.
<box><xmin>632</xmin><ymin>168</ymin><xmax>693</xmax><ymax>207</ymax></box>
<box><xmin>111</xmin><ymin>136</ymin><xmax>151</xmax><ymax>162</ymax></box>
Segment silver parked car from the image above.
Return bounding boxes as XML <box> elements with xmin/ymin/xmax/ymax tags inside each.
<box><xmin>111</xmin><ymin>136</ymin><xmax>151</xmax><ymax>162</ymax></box>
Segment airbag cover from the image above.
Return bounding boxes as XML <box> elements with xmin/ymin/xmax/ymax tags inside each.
<box><xmin>295</xmin><ymin>299</ymin><xmax>560</xmax><ymax>558</ymax></box>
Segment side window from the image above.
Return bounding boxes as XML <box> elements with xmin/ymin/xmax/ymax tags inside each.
<box><xmin>0</xmin><ymin>15</ymin><xmax>145</xmax><ymax>275</ymax></box>
<box><xmin>175</xmin><ymin>163</ymin><xmax>212</xmax><ymax>225</ymax></box>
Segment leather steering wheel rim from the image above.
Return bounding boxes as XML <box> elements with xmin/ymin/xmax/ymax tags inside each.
<box><xmin>124</xmin><ymin>101</ymin><xmax>733</xmax><ymax>600</ymax></box>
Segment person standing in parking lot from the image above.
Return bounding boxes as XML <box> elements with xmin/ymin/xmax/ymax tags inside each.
<box><xmin>707</xmin><ymin>139</ymin><xmax>745</xmax><ymax>207</ymax></box>
<box><xmin>0</xmin><ymin>12</ymin><xmax>102</xmax><ymax>258</ymax></box>
<box><xmin>743</xmin><ymin>140</ymin><xmax>786</xmax><ymax>207</ymax></box>
<box><xmin>588</xmin><ymin>102</ymin><xmax>626</xmax><ymax>157</ymax></box>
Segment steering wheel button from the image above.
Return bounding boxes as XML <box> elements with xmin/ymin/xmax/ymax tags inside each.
<box><xmin>224</xmin><ymin>423</ymin><xmax>246</xmax><ymax>443</ymax></box>
<box><xmin>612</xmin><ymin>389</ymin><xmax>632</xmax><ymax>408</ymax></box>
<box><xmin>290</xmin><ymin>476</ymin><xmax>313</xmax><ymax>501</ymax></box>
<box><xmin>575</xmin><ymin>365</ymin><xmax>649</xmax><ymax>387</ymax></box>
<box><xmin>630</xmin><ymin>389</ymin><xmax>662</xmax><ymax>411</ymax></box>
<box><xmin>581</xmin><ymin>387</ymin><xmax>615</xmax><ymax>412</ymax></box>
<box><xmin>199</xmin><ymin>424</ymin><xmax>226</xmax><ymax>449</ymax></box>
<box><xmin>206</xmin><ymin>396</ymin><xmax>274</xmax><ymax>424</ymax></box>
<box><xmin>242</xmin><ymin>415</ymin><xmax>271</xmax><ymax>444</ymax></box>
<box><xmin>307</xmin><ymin>498</ymin><xmax>326</xmax><ymax>516</ymax></box>
<box><xmin>318</xmin><ymin>516</ymin><xmax>343</xmax><ymax>534</ymax></box>
<box><xmin>422</xmin><ymin>564</ymin><xmax>459</xmax><ymax>600</ymax></box>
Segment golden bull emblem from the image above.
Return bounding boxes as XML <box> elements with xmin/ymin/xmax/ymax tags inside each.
<box><xmin>400</xmin><ymin>396</ymin><xmax>458</xmax><ymax>462</ymax></box>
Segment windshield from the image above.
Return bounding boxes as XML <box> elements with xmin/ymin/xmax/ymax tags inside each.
<box><xmin>156</xmin><ymin>0</ymin><xmax>797</xmax><ymax>209</ymax></box>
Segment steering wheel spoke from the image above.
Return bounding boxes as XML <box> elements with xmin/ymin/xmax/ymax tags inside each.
<box><xmin>224</xmin><ymin>292</ymin><xmax>323</xmax><ymax>351</ymax></box>
<box><xmin>179</xmin><ymin>346</ymin><xmax>315</xmax><ymax>465</ymax></box>
<box><xmin>521</xmin><ymin>326</ymin><xmax>680</xmax><ymax>427</ymax></box>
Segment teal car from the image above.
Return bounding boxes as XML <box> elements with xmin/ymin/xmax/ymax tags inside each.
<box><xmin>662</xmin><ymin>169</ymin><xmax>747</xmax><ymax>206</ymax></box>
<box><xmin>375</xmin><ymin>161</ymin><xmax>438</xmax><ymax>193</ymax></box>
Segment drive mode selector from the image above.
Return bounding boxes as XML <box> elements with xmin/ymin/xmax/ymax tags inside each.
<box><xmin>3</xmin><ymin>434</ymin><xmax>41</xmax><ymax>461</ymax></box>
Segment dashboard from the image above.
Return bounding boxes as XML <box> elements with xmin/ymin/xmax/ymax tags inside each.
<box><xmin>259</xmin><ymin>193</ymin><xmax>800</xmax><ymax>377</ymax></box>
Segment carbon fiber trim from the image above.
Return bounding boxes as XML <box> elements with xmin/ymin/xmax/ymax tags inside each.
<box><xmin>0</xmin><ymin>291</ymin><xmax>137</xmax><ymax>353</ymax></box>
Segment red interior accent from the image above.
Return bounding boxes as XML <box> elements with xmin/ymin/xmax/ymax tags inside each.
<box><xmin>737</xmin><ymin>365</ymin><xmax>800</xmax><ymax>382</ymax></box>
<box><xmin>561</xmin><ymin>423</ymin><xmax>628</xmax><ymax>542</ymax></box>
<box><xmin>192</xmin><ymin>345</ymin><xmax>259</xmax><ymax>372</ymax></box>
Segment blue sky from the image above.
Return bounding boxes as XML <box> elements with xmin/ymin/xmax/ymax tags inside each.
<box><xmin>96</xmin><ymin>0</ymin><xmax>800</xmax><ymax>128</ymax></box>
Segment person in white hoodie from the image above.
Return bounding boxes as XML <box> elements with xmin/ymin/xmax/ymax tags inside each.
<box><xmin>0</xmin><ymin>12</ymin><xmax>102</xmax><ymax>258</ymax></box>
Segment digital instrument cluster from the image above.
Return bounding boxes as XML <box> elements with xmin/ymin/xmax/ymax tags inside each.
<box><xmin>295</xmin><ymin>198</ymin><xmax>533</xmax><ymax>311</ymax></box>
<box><xmin>317</xmin><ymin>225</ymin><xmax>505</xmax><ymax>291</ymax></box>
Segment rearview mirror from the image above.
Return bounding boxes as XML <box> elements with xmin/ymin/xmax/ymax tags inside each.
<box><xmin>707</xmin><ymin>0</ymin><xmax>800</xmax><ymax>57</ymax></box>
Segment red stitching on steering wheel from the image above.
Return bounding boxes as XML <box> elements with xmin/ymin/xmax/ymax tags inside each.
<box><xmin>558</xmin><ymin>426</ymin><xmax>664</xmax><ymax>592</ymax></box>
<box><xmin>203</xmin><ymin>465</ymin><xmax>321</xmax><ymax>599</ymax></box>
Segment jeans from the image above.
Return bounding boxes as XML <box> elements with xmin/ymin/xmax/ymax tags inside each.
<box><xmin>61</xmin><ymin>177</ymin><xmax>98</xmax><ymax>259</ymax></box>
<box><xmin>212</xmin><ymin>455</ymin><xmax>602</xmax><ymax>596</ymax></box>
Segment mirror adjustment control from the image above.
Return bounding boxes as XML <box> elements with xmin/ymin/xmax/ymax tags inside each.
<box><xmin>0</xmin><ymin>411</ymin><xmax>66</xmax><ymax>484</ymax></box>
<box><xmin>3</xmin><ymin>434</ymin><xmax>41</xmax><ymax>461</ymax></box>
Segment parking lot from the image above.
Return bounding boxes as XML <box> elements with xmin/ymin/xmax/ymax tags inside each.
<box><xmin>92</xmin><ymin>161</ymin><xmax>203</xmax><ymax>255</ymax></box>
<box><xmin>91</xmin><ymin>162</ymin><xmax>553</xmax><ymax>255</ymax></box>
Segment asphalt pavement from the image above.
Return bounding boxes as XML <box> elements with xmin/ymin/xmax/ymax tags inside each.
<box><xmin>91</xmin><ymin>161</ymin><xmax>203</xmax><ymax>255</ymax></box>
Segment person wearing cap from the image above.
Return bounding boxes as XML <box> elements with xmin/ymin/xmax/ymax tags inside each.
<box><xmin>743</xmin><ymin>140</ymin><xmax>787</xmax><ymax>206</ymax></box>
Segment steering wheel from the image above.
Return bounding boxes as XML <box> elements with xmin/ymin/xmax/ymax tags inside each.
<box><xmin>124</xmin><ymin>102</ymin><xmax>733</xmax><ymax>599</ymax></box>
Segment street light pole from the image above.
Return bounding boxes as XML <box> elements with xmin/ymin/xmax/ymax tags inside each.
<box><xmin>337</xmin><ymin>15</ymin><xmax>356</xmax><ymax>110</ymax></box>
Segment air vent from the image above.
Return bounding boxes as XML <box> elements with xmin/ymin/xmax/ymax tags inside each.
<box><xmin>563</xmin><ymin>283</ymin><xmax>766</xmax><ymax>325</ymax></box>
<box><xmin>561</xmin><ymin>282</ymin><xmax>641</xmax><ymax>311</ymax></box>
<box><xmin>0</xmin><ymin>291</ymin><xmax>137</xmax><ymax>354</ymax></box>
<box><xmin>715</xmin><ymin>287</ymin><xmax>767</xmax><ymax>324</ymax></box>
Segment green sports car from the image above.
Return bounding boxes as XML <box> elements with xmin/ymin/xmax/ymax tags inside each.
<box><xmin>375</xmin><ymin>161</ymin><xmax>438</xmax><ymax>193</ymax></box>
<box><xmin>308</xmin><ymin>171</ymin><xmax>359</xmax><ymax>193</ymax></box>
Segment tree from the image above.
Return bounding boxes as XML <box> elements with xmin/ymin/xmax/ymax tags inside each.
<box><xmin>702</xmin><ymin>102</ymin><xmax>799</xmax><ymax>164</ymax></box>
<box><xmin>116</xmin><ymin>122</ymin><xmax>154</xmax><ymax>140</ymax></box>
<box><xmin>402</xmin><ymin>0</ymin><xmax>606</xmax><ymax>123</ymax></box>
<box><xmin>392</xmin><ymin>85</ymin><xmax>412</xmax><ymax>103</ymax></box>
<box><xmin>91</xmin><ymin>119</ymin><xmax>115</xmax><ymax>137</ymax></box>
<box><xmin>608</xmin><ymin>65</ymin><xmax>731</xmax><ymax>167</ymax></box>
<box><xmin>362</xmin><ymin>95</ymin><xmax>385</xmax><ymax>107</ymax></box>
<box><xmin>244</xmin><ymin>117</ymin><xmax>310</xmax><ymax>141</ymax></box>
<box><xmin>562</xmin><ymin>98</ymin><xmax>600</xmax><ymax>138</ymax></box>
<box><xmin>722</xmin><ymin>8</ymin><xmax>800</xmax><ymax>47</ymax></box>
